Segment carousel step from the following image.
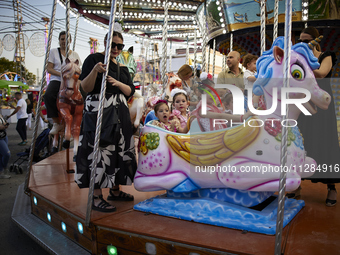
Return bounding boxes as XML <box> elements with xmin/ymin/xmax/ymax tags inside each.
<box><xmin>11</xmin><ymin>183</ymin><xmax>90</xmax><ymax>255</ymax></box>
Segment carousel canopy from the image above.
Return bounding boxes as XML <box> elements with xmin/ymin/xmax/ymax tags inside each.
<box><xmin>68</xmin><ymin>0</ymin><xmax>204</xmax><ymax>41</ymax></box>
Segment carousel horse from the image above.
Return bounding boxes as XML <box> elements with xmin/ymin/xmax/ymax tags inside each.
<box><xmin>163</xmin><ymin>73</ymin><xmax>182</xmax><ymax>102</ymax></box>
<box><xmin>117</xmin><ymin>50</ymin><xmax>137</xmax><ymax>79</ymax></box>
<box><xmin>134</xmin><ymin>37</ymin><xmax>330</xmax><ymax>194</ymax></box>
<box><xmin>56</xmin><ymin>58</ymin><xmax>84</xmax><ymax>157</ymax></box>
<box><xmin>128</xmin><ymin>92</ymin><xmax>144</xmax><ymax>130</ymax></box>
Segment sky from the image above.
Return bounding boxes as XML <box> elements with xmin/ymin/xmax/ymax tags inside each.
<box><xmin>0</xmin><ymin>0</ymin><xmax>150</xmax><ymax>85</ymax></box>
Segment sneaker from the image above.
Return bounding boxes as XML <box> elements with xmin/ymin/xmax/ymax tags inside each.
<box><xmin>49</xmin><ymin>123</ymin><xmax>64</xmax><ymax>135</ymax></box>
<box><xmin>0</xmin><ymin>171</ymin><xmax>11</xmax><ymax>179</ymax></box>
<box><xmin>18</xmin><ymin>141</ymin><xmax>25</xmax><ymax>145</ymax></box>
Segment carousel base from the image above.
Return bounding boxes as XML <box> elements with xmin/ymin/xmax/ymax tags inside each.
<box><xmin>134</xmin><ymin>193</ymin><xmax>305</xmax><ymax>235</ymax></box>
<box><xmin>11</xmin><ymin>150</ymin><xmax>340</xmax><ymax>254</ymax></box>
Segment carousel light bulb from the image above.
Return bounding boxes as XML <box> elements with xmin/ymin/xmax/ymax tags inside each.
<box><xmin>47</xmin><ymin>212</ymin><xmax>51</xmax><ymax>222</ymax></box>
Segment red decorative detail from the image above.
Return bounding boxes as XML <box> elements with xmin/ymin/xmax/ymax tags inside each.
<box><xmin>264</xmin><ymin>119</ymin><xmax>282</xmax><ymax>137</ymax></box>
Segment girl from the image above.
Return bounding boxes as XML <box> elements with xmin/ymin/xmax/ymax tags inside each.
<box><xmin>151</xmin><ymin>100</ymin><xmax>179</xmax><ymax>132</ymax></box>
<box><xmin>170</xmin><ymin>88</ymin><xmax>190</xmax><ymax>133</ymax></box>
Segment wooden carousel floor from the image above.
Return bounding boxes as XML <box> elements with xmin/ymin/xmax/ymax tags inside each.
<box><xmin>28</xmin><ymin>150</ymin><xmax>340</xmax><ymax>255</ymax></box>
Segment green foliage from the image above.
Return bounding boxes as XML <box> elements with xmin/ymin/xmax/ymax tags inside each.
<box><xmin>0</xmin><ymin>57</ymin><xmax>36</xmax><ymax>85</ymax></box>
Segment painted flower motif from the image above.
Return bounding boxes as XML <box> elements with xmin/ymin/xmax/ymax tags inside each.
<box><xmin>265</xmin><ymin>119</ymin><xmax>295</xmax><ymax>146</ymax></box>
<box><xmin>292</xmin><ymin>126</ymin><xmax>304</xmax><ymax>150</ymax></box>
<box><xmin>274</xmin><ymin>128</ymin><xmax>295</xmax><ymax>146</ymax></box>
<box><xmin>145</xmin><ymin>132</ymin><xmax>160</xmax><ymax>150</ymax></box>
<box><xmin>140</xmin><ymin>133</ymin><xmax>149</xmax><ymax>155</ymax></box>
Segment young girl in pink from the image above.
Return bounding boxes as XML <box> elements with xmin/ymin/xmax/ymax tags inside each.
<box><xmin>170</xmin><ymin>88</ymin><xmax>190</xmax><ymax>133</ymax></box>
<box><xmin>151</xmin><ymin>100</ymin><xmax>179</xmax><ymax>132</ymax></box>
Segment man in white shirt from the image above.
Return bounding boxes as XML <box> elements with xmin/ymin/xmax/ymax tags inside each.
<box><xmin>7</xmin><ymin>92</ymin><xmax>28</xmax><ymax>145</ymax></box>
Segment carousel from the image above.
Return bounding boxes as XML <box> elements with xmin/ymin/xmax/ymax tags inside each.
<box><xmin>11</xmin><ymin>0</ymin><xmax>340</xmax><ymax>254</ymax></box>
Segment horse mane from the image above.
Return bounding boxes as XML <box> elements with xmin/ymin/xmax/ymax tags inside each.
<box><xmin>61</xmin><ymin>59</ymin><xmax>81</xmax><ymax>80</ymax></box>
<box><xmin>253</xmin><ymin>36</ymin><xmax>320</xmax><ymax>96</ymax></box>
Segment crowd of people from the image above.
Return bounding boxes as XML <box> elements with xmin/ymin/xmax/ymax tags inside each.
<box><xmin>0</xmin><ymin>26</ymin><xmax>338</xmax><ymax>211</ymax></box>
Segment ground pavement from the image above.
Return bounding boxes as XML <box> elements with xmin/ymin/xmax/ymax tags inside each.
<box><xmin>0</xmin><ymin>121</ymin><xmax>49</xmax><ymax>255</ymax></box>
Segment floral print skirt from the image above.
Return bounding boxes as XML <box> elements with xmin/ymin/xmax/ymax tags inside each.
<box><xmin>75</xmin><ymin>93</ymin><xmax>137</xmax><ymax>189</ymax></box>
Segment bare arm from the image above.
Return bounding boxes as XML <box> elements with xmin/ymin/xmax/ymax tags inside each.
<box><xmin>313</xmin><ymin>55</ymin><xmax>332</xmax><ymax>78</ymax></box>
<box><xmin>8</xmin><ymin>106</ymin><xmax>21</xmax><ymax>118</ymax></box>
<box><xmin>247</xmin><ymin>75</ymin><xmax>256</xmax><ymax>82</ymax></box>
<box><xmin>47</xmin><ymin>62</ymin><xmax>61</xmax><ymax>77</ymax></box>
<box><xmin>80</xmin><ymin>62</ymin><xmax>106</xmax><ymax>93</ymax></box>
<box><xmin>107</xmin><ymin>75</ymin><xmax>132</xmax><ymax>97</ymax></box>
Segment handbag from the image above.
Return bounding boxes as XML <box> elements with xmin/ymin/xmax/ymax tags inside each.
<box><xmin>82</xmin><ymin>62</ymin><xmax>121</xmax><ymax>147</ymax></box>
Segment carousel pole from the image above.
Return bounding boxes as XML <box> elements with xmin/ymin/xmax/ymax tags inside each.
<box><xmin>273</xmin><ymin>0</ymin><xmax>279</xmax><ymax>41</ymax></box>
<box><xmin>72</xmin><ymin>13</ymin><xmax>80</xmax><ymax>51</ymax></box>
<box><xmin>142</xmin><ymin>39</ymin><xmax>146</xmax><ymax>96</ymax></box>
<box><xmin>85</xmin><ymin>0</ymin><xmax>117</xmax><ymax>227</ymax></box>
<box><xmin>24</xmin><ymin>0</ymin><xmax>58</xmax><ymax>193</ymax></box>
<box><xmin>186</xmin><ymin>36</ymin><xmax>189</xmax><ymax>65</ymax></box>
<box><xmin>230</xmin><ymin>33</ymin><xmax>233</xmax><ymax>51</ymax></box>
<box><xmin>65</xmin><ymin>0</ymin><xmax>70</xmax><ymax>59</ymax></box>
<box><xmin>64</xmin><ymin>0</ymin><xmax>72</xmax><ymax>173</ymax></box>
<box><xmin>222</xmin><ymin>54</ymin><xmax>226</xmax><ymax>72</ymax></box>
<box><xmin>274</xmin><ymin>0</ymin><xmax>293</xmax><ymax>253</ymax></box>
<box><xmin>260</xmin><ymin>0</ymin><xmax>266</xmax><ymax>55</ymax></box>
<box><xmin>169</xmin><ymin>40</ymin><xmax>172</xmax><ymax>72</ymax></box>
<box><xmin>193</xmin><ymin>29</ymin><xmax>197</xmax><ymax>78</ymax></box>
<box><xmin>201</xmin><ymin>4</ymin><xmax>207</xmax><ymax>73</ymax></box>
<box><xmin>161</xmin><ymin>0</ymin><xmax>168</xmax><ymax>90</ymax></box>
<box><xmin>207</xmin><ymin>43</ymin><xmax>211</xmax><ymax>73</ymax></box>
<box><xmin>212</xmin><ymin>39</ymin><xmax>216</xmax><ymax>77</ymax></box>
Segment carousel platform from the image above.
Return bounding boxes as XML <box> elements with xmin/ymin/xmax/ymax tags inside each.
<box><xmin>12</xmin><ymin>150</ymin><xmax>340</xmax><ymax>254</ymax></box>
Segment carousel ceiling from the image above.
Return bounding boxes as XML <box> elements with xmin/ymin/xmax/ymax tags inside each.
<box><xmin>68</xmin><ymin>0</ymin><xmax>205</xmax><ymax>41</ymax></box>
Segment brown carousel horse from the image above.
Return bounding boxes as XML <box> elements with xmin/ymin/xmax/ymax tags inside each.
<box><xmin>55</xmin><ymin>58</ymin><xmax>84</xmax><ymax>159</ymax></box>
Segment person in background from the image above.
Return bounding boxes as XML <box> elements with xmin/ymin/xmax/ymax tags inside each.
<box><xmin>26</xmin><ymin>98</ymin><xmax>33</xmax><ymax>130</ymax></box>
<box><xmin>289</xmin><ymin>26</ymin><xmax>339</xmax><ymax>206</ymax></box>
<box><xmin>177</xmin><ymin>64</ymin><xmax>199</xmax><ymax>111</ymax></box>
<box><xmin>45</xmin><ymin>31</ymin><xmax>82</xmax><ymax>135</ymax></box>
<box><xmin>217</xmin><ymin>51</ymin><xmax>244</xmax><ymax>90</ymax></box>
<box><xmin>7</xmin><ymin>92</ymin><xmax>28</xmax><ymax>145</ymax></box>
<box><xmin>0</xmin><ymin>114</ymin><xmax>11</xmax><ymax>179</ymax></box>
<box><xmin>242</xmin><ymin>53</ymin><xmax>262</xmax><ymax>108</ymax></box>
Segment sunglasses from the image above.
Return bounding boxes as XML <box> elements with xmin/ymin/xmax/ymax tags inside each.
<box><xmin>111</xmin><ymin>42</ymin><xmax>124</xmax><ymax>50</ymax></box>
<box><xmin>297</xmin><ymin>39</ymin><xmax>312</xmax><ymax>44</ymax></box>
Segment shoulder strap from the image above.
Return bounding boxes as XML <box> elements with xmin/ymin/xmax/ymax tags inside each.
<box><xmin>58</xmin><ymin>47</ymin><xmax>63</xmax><ymax>65</ymax></box>
<box><xmin>117</xmin><ymin>61</ymin><xmax>120</xmax><ymax>81</ymax></box>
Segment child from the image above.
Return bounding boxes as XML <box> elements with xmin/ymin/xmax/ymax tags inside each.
<box><xmin>191</xmin><ymin>73</ymin><xmax>253</xmax><ymax>132</ymax></box>
<box><xmin>242</xmin><ymin>54</ymin><xmax>261</xmax><ymax>108</ymax></box>
<box><xmin>222</xmin><ymin>93</ymin><xmax>233</xmax><ymax>114</ymax></box>
<box><xmin>151</xmin><ymin>100</ymin><xmax>179</xmax><ymax>132</ymax></box>
<box><xmin>170</xmin><ymin>88</ymin><xmax>190</xmax><ymax>133</ymax></box>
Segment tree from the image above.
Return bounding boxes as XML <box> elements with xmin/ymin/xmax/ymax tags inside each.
<box><xmin>0</xmin><ymin>57</ymin><xmax>36</xmax><ymax>85</ymax></box>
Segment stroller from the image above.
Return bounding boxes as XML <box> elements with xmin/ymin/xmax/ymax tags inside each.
<box><xmin>10</xmin><ymin>128</ymin><xmax>52</xmax><ymax>174</ymax></box>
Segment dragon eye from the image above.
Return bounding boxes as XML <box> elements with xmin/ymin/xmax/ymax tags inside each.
<box><xmin>291</xmin><ymin>64</ymin><xmax>304</xmax><ymax>80</ymax></box>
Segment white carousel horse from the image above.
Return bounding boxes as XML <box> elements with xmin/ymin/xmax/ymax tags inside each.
<box><xmin>134</xmin><ymin>37</ymin><xmax>330</xmax><ymax>193</ymax></box>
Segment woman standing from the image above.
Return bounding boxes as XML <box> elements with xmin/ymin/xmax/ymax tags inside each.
<box><xmin>45</xmin><ymin>31</ymin><xmax>82</xmax><ymax>135</ymax></box>
<box><xmin>292</xmin><ymin>27</ymin><xmax>339</xmax><ymax>206</ymax></box>
<box><xmin>75</xmin><ymin>31</ymin><xmax>136</xmax><ymax>212</ymax></box>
